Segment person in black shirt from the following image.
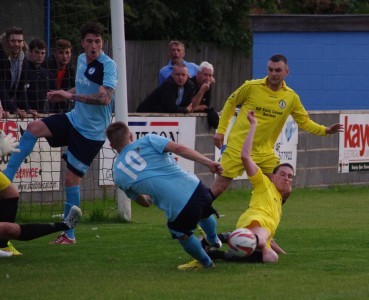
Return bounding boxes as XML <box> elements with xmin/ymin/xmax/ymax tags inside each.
<box><xmin>0</xmin><ymin>27</ymin><xmax>28</xmax><ymax>118</ymax></box>
<box><xmin>18</xmin><ymin>39</ymin><xmax>55</xmax><ymax>118</ymax></box>
<box><xmin>45</xmin><ymin>39</ymin><xmax>75</xmax><ymax>113</ymax></box>
<box><xmin>137</xmin><ymin>63</ymin><xmax>195</xmax><ymax>113</ymax></box>
<box><xmin>190</xmin><ymin>61</ymin><xmax>219</xmax><ymax>129</ymax></box>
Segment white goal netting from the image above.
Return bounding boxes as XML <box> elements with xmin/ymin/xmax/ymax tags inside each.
<box><xmin>0</xmin><ymin>0</ymin><xmax>120</xmax><ymax>221</ymax></box>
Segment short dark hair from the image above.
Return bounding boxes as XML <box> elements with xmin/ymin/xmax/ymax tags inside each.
<box><xmin>273</xmin><ymin>163</ymin><xmax>294</xmax><ymax>174</ymax></box>
<box><xmin>168</xmin><ymin>40</ymin><xmax>185</xmax><ymax>50</ymax></box>
<box><xmin>56</xmin><ymin>39</ymin><xmax>72</xmax><ymax>50</ymax></box>
<box><xmin>106</xmin><ymin>121</ymin><xmax>130</xmax><ymax>149</ymax></box>
<box><xmin>80</xmin><ymin>22</ymin><xmax>104</xmax><ymax>40</ymax></box>
<box><xmin>5</xmin><ymin>27</ymin><xmax>24</xmax><ymax>40</ymax></box>
<box><xmin>269</xmin><ymin>54</ymin><xmax>288</xmax><ymax>65</ymax></box>
<box><xmin>29</xmin><ymin>39</ymin><xmax>46</xmax><ymax>51</ymax></box>
<box><xmin>172</xmin><ymin>63</ymin><xmax>188</xmax><ymax>75</ymax></box>
<box><xmin>173</xmin><ymin>62</ymin><xmax>187</xmax><ymax>69</ymax></box>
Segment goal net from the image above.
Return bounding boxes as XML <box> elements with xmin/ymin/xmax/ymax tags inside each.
<box><xmin>0</xmin><ymin>0</ymin><xmax>122</xmax><ymax>221</ymax></box>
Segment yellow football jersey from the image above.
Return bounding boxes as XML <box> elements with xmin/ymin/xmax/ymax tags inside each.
<box><xmin>236</xmin><ymin>168</ymin><xmax>282</xmax><ymax>247</ymax></box>
<box><xmin>0</xmin><ymin>172</ymin><xmax>11</xmax><ymax>191</ymax></box>
<box><xmin>218</xmin><ymin>77</ymin><xmax>327</xmax><ymax>156</ymax></box>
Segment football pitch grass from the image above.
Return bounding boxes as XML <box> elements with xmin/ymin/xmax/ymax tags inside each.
<box><xmin>2</xmin><ymin>185</ymin><xmax>369</xmax><ymax>299</ymax></box>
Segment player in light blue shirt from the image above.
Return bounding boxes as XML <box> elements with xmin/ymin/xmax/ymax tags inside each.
<box><xmin>106</xmin><ymin>121</ymin><xmax>224</xmax><ymax>270</ymax></box>
<box><xmin>4</xmin><ymin>22</ymin><xmax>118</xmax><ymax>245</ymax></box>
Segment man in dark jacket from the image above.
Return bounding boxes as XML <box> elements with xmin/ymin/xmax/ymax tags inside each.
<box><xmin>0</xmin><ymin>27</ymin><xmax>28</xmax><ymax>118</ymax></box>
<box><xmin>18</xmin><ymin>39</ymin><xmax>55</xmax><ymax>117</ymax></box>
<box><xmin>137</xmin><ymin>63</ymin><xmax>195</xmax><ymax>113</ymax></box>
<box><xmin>190</xmin><ymin>61</ymin><xmax>219</xmax><ymax>129</ymax></box>
<box><xmin>44</xmin><ymin>39</ymin><xmax>75</xmax><ymax>113</ymax></box>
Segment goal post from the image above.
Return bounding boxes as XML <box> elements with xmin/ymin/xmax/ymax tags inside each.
<box><xmin>110</xmin><ymin>0</ymin><xmax>131</xmax><ymax>221</ymax></box>
<box><xmin>0</xmin><ymin>0</ymin><xmax>132</xmax><ymax>221</ymax></box>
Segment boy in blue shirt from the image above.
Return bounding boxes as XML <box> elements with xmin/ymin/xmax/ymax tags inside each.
<box><xmin>106</xmin><ymin>121</ymin><xmax>223</xmax><ymax>270</ymax></box>
<box><xmin>4</xmin><ymin>22</ymin><xmax>118</xmax><ymax>245</ymax></box>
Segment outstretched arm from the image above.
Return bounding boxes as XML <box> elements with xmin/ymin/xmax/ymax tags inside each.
<box><xmin>241</xmin><ymin>111</ymin><xmax>258</xmax><ymax>177</ymax></box>
<box><xmin>325</xmin><ymin>123</ymin><xmax>343</xmax><ymax>134</ymax></box>
<box><xmin>271</xmin><ymin>239</ymin><xmax>286</xmax><ymax>255</ymax></box>
<box><xmin>47</xmin><ymin>86</ymin><xmax>115</xmax><ymax>105</ymax></box>
<box><xmin>164</xmin><ymin>141</ymin><xmax>223</xmax><ymax>175</ymax></box>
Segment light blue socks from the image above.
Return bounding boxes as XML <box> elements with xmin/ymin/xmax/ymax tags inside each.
<box><xmin>64</xmin><ymin>186</ymin><xmax>80</xmax><ymax>239</ymax></box>
<box><xmin>178</xmin><ymin>235</ymin><xmax>213</xmax><ymax>267</ymax></box>
<box><xmin>199</xmin><ymin>215</ymin><xmax>219</xmax><ymax>246</ymax></box>
<box><xmin>4</xmin><ymin>130</ymin><xmax>37</xmax><ymax>181</ymax></box>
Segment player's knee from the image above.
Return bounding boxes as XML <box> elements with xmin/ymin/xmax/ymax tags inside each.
<box><xmin>26</xmin><ymin>120</ymin><xmax>41</xmax><ymax>133</ymax></box>
<box><xmin>5</xmin><ymin>223</ymin><xmax>20</xmax><ymax>239</ymax></box>
<box><xmin>210</xmin><ymin>178</ymin><xmax>231</xmax><ymax>197</ymax></box>
<box><xmin>0</xmin><ymin>184</ymin><xmax>19</xmax><ymax>199</ymax></box>
<box><xmin>262</xmin><ymin>249</ymin><xmax>279</xmax><ymax>263</ymax></box>
<box><xmin>65</xmin><ymin>173</ymin><xmax>81</xmax><ymax>187</ymax></box>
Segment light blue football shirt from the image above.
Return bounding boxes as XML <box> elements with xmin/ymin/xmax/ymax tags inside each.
<box><xmin>67</xmin><ymin>52</ymin><xmax>118</xmax><ymax>141</ymax></box>
<box><xmin>113</xmin><ymin>134</ymin><xmax>200</xmax><ymax>221</ymax></box>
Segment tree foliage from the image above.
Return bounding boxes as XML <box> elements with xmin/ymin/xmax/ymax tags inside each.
<box><xmin>51</xmin><ymin>0</ymin><xmax>369</xmax><ymax>52</ymax></box>
<box><xmin>274</xmin><ymin>0</ymin><xmax>369</xmax><ymax>14</ymax></box>
<box><xmin>124</xmin><ymin>0</ymin><xmax>252</xmax><ymax>51</ymax></box>
<box><xmin>51</xmin><ymin>0</ymin><xmax>110</xmax><ymax>48</ymax></box>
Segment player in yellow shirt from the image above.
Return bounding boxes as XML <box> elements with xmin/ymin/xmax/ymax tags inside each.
<box><xmin>179</xmin><ymin>111</ymin><xmax>292</xmax><ymax>268</ymax></box>
<box><xmin>211</xmin><ymin>54</ymin><xmax>343</xmax><ymax>198</ymax></box>
<box><xmin>0</xmin><ymin>131</ymin><xmax>22</xmax><ymax>255</ymax></box>
<box><xmin>234</xmin><ymin>110</ymin><xmax>292</xmax><ymax>262</ymax></box>
<box><xmin>0</xmin><ymin>131</ymin><xmax>82</xmax><ymax>257</ymax></box>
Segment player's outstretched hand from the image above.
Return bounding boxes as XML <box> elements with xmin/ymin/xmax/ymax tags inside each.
<box><xmin>208</xmin><ymin>161</ymin><xmax>223</xmax><ymax>175</ymax></box>
<box><xmin>47</xmin><ymin>90</ymin><xmax>72</xmax><ymax>102</ymax></box>
<box><xmin>213</xmin><ymin>133</ymin><xmax>224</xmax><ymax>149</ymax></box>
<box><xmin>0</xmin><ymin>132</ymin><xmax>20</xmax><ymax>156</ymax></box>
<box><xmin>271</xmin><ymin>239</ymin><xmax>286</xmax><ymax>255</ymax></box>
<box><xmin>326</xmin><ymin>123</ymin><xmax>343</xmax><ymax>134</ymax></box>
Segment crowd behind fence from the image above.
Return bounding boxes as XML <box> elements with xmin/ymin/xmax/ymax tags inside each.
<box><xmin>124</xmin><ymin>40</ymin><xmax>250</xmax><ymax>113</ymax></box>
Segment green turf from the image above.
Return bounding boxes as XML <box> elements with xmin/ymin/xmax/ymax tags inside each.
<box><xmin>2</xmin><ymin>186</ymin><xmax>369</xmax><ymax>299</ymax></box>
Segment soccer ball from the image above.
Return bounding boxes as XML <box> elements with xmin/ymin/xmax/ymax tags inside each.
<box><xmin>227</xmin><ymin>228</ymin><xmax>257</xmax><ymax>257</ymax></box>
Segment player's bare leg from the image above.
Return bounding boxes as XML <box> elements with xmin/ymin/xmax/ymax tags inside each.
<box><xmin>210</xmin><ymin>175</ymin><xmax>233</xmax><ymax>198</ymax></box>
<box><xmin>249</xmin><ymin>225</ymin><xmax>278</xmax><ymax>263</ymax></box>
<box><xmin>261</xmin><ymin>247</ymin><xmax>279</xmax><ymax>263</ymax></box>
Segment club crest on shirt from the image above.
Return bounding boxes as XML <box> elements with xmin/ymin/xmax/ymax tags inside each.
<box><xmin>279</xmin><ymin>100</ymin><xmax>286</xmax><ymax>109</ymax></box>
<box><xmin>88</xmin><ymin>67</ymin><xmax>96</xmax><ymax>75</ymax></box>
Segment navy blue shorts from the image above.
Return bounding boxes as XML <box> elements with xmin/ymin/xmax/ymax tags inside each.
<box><xmin>42</xmin><ymin>113</ymin><xmax>104</xmax><ymax>177</ymax></box>
<box><xmin>167</xmin><ymin>182</ymin><xmax>217</xmax><ymax>237</ymax></box>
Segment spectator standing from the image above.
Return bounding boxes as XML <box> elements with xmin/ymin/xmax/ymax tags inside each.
<box><xmin>0</xmin><ymin>27</ymin><xmax>28</xmax><ymax>119</ymax></box>
<box><xmin>159</xmin><ymin>40</ymin><xmax>198</xmax><ymax>85</ymax></box>
<box><xmin>45</xmin><ymin>39</ymin><xmax>75</xmax><ymax>112</ymax></box>
<box><xmin>18</xmin><ymin>39</ymin><xmax>55</xmax><ymax>118</ymax></box>
<box><xmin>190</xmin><ymin>61</ymin><xmax>215</xmax><ymax>112</ymax></box>
<box><xmin>190</xmin><ymin>61</ymin><xmax>219</xmax><ymax>129</ymax></box>
<box><xmin>137</xmin><ymin>63</ymin><xmax>195</xmax><ymax>113</ymax></box>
